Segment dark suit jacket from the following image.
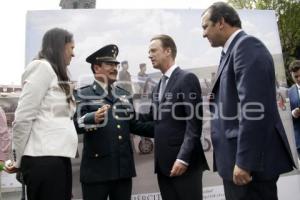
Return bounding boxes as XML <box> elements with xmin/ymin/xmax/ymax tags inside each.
<box><xmin>210</xmin><ymin>31</ymin><xmax>295</xmax><ymax>181</ymax></box>
<box><xmin>288</xmin><ymin>85</ymin><xmax>300</xmax><ymax>150</ymax></box>
<box><xmin>145</xmin><ymin>67</ymin><xmax>209</xmax><ymax>176</ymax></box>
<box><xmin>74</xmin><ymin>81</ymin><xmax>153</xmax><ymax>183</ymax></box>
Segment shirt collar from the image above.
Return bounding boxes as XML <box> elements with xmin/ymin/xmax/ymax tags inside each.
<box><xmin>163</xmin><ymin>64</ymin><xmax>178</xmax><ymax>79</ymax></box>
<box><xmin>223</xmin><ymin>29</ymin><xmax>242</xmax><ymax>54</ymax></box>
<box><xmin>94</xmin><ymin>79</ymin><xmax>108</xmax><ymax>92</ymax></box>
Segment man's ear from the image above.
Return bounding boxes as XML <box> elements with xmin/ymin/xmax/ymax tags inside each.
<box><xmin>219</xmin><ymin>17</ymin><xmax>225</xmax><ymax>30</ymax></box>
<box><xmin>92</xmin><ymin>64</ymin><xmax>97</xmax><ymax>72</ymax></box>
<box><xmin>93</xmin><ymin>64</ymin><xmax>101</xmax><ymax>72</ymax></box>
<box><xmin>165</xmin><ymin>47</ymin><xmax>172</xmax><ymax>56</ymax></box>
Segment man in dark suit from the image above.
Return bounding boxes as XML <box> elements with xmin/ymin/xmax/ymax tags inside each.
<box><xmin>145</xmin><ymin>34</ymin><xmax>209</xmax><ymax>200</ymax></box>
<box><xmin>288</xmin><ymin>60</ymin><xmax>300</xmax><ymax>159</ymax></box>
<box><xmin>201</xmin><ymin>2</ymin><xmax>295</xmax><ymax>200</ymax></box>
<box><xmin>74</xmin><ymin>44</ymin><xmax>153</xmax><ymax>200</ymax></box>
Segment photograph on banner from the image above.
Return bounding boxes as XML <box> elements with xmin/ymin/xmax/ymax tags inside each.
<box><xmin>20</xmin><ymin>9</ymin><xmax>300</xmax><ymax>199</ymax></box>
<box><xmin>0</xmin><ymin>93</ymin><xmax>22</xmax><ymax>191</ymax></box>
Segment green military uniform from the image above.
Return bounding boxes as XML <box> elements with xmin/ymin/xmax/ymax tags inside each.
<box><xmin>74</xmin><ymin>82</ymin><xmax>152</xmax><ymax>183</ymax></box>
<box><xmin>73</xmin><ymin>44</ymin><xmax>153</xmax><ymax>200</ymax></box>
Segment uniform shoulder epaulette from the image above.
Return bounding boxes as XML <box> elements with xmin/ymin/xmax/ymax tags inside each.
<box><xmin>74</xmin><ymin>85</ymin><xmax>93</xmax><ymax>98</ymax></box>
<box><xmin>115</xmin><ymin>86</ymin><xmax>131</xmax><ymax>96</ymax></box>
<box><xmin>78</xmin><ymin>85</ymin><xmax>90</xmax><ymax>90</ymax></box>
<box><xmin>77</xmin><ymin>85</ymin><xmax>92</xmax><ymax>93</ymax></box>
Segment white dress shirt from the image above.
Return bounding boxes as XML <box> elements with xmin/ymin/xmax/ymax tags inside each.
<box><xmin>223</xmin><ymin>29</ymin><xmax>243</xmax><ymax>54</ymax></box>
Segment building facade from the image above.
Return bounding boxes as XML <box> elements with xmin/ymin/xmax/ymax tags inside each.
<box><xmin>60</xmin><ymin>0</ymin><xmax>96</xmax><ymax>9</ymax></box>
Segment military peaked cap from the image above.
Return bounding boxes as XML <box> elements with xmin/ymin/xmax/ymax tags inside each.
<box><xmin>86</xmin><ymin>44</ymin><xmax>120</xmax><ymax>64</ymax></box>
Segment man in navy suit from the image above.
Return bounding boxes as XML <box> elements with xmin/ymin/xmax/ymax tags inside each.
<box><xmin>201</xmin><ymin>2</ymin><xmax>295</xmax><ymax>200</ymax></box>
<box><xmin>288</xmin><ymin>60</ymin><xmax>300</xmax><ymax>159</ymax></box>
<box><xmin>145</xmin><ymin>34</ymin><xmax>209</xmax><ymax>200</ymax></box>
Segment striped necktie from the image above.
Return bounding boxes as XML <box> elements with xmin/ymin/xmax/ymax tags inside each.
<box><xmin>159</xmin><ymin>75</ymin><xmax>168</xmax><ymax>101</ymax></box>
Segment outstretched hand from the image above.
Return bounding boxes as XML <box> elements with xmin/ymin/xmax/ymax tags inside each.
<box><xmin>95</xmin><ymin>104</ymin><xmax>110</xmax><ymax>124</ymax></box>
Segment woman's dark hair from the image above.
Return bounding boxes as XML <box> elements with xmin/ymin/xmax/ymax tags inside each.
<box><xmin>38</xmin><ymin>28</ymin><xmax>74</xmax><ymax>104</ymax></box>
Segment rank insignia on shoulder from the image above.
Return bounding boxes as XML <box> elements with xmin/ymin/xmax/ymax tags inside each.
<box><xmin>91</xmin><ymin>99</ymin><xmax>105</xmax><ymax>104</ymax></box>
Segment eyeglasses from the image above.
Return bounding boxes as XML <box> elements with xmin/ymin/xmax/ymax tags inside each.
<box><xmin>103</xmin><ymin>62</ymin><xmax>119</xmax><ymax>68</ymax></box>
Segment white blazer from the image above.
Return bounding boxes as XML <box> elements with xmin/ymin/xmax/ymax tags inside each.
<box><xmin>13</xmin><ymin>59</ymin><xmax>78</xmax><ymax>167</ymax></box>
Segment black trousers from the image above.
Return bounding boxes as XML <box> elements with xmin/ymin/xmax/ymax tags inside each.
<box><xmin>82</xmin><ymin>178</ymin><xmax>132</xmax><ymax>200</ymax></box>
<box><xmin>297</xmin><ymin>148</ymin><xmax>300</xmax><ymax>159</ymax></box>
<box><xmin>223</xmin><ymin>177</ymin><xmax>279</xmax><ymax>200</ymax></box>
<box><xmin>21</xmin><ymin>156</ymin><xmax>72</xmax><ymax>200</ymax></box>
<box><xmin>157</xmin><ymin>168</ymin><xmax>203</xmax><ymax>200</ymax></box>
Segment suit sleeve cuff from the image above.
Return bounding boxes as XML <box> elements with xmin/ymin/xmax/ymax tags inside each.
<box><xmin>292</xmin><ymin>109</ymin><xmax>299</xmax><ymax>118</ymax></box>
<box><xmin>83</xmin><ymin>112</ymin><xmax>96</xmax><ymax>124</ymax></box>
<box><xmin>176</xmin><ymin>159</ymin><xmax>189</xmax><ymax>166</ymax></box>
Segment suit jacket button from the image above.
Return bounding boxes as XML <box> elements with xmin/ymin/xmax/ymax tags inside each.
<box><xmin>118</xmin><ymin>135</ymin><xmax>122</xmax><ymax>140</ymax></box>
<box><xmin>117</xmin><ymin>125</ymin><xmax>121</xmax><ymax>129</ymax></box>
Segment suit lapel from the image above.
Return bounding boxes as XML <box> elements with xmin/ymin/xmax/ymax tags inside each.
<box><xmin>211</xmin><ymin>31</ymin><xmax>246</xmax><ymax>93</ymax></box>
<box><xmin>153</xmin><ymin>83</ymin><xmax>160</xmax><ymax>105</ymax></box>
<box><xmin>92</xmin><ymin>81</ymin><xmax>115</xmax><ymax>103</ymax></box>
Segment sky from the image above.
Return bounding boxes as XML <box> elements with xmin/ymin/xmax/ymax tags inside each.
<box><xmin>0</xmin><ymin>0</ymin><xmax>228</xmax><ymax>85</ymax></box>
<box><xmin>0</xmin><ymin>0</ymin><xmax>282</xmax><ymax>85</ymax></box>
<box><xmin>25</xmin><ymin>9</ymin><xmax>281</xmax><ymax>87</ymax></box>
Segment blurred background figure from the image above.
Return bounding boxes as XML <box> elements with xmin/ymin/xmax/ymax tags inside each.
<box><xmin>118</xmin><ymin>60</ymin><xmax>133</xmax><ymax>94</ymax></box>
<box><xmin>288</xmin><ymin>60</ymin><xmax>300</xmax><ymax>159</ymax></box>
<box><xmin>137</xmin><ymin>63</ymin><xmax>156</xmax><ymax>96</ymax></box>
<box><xmin>0</xmin><ymin>106</ymin><xmax>10</xmax><ymax>200</ymax></box>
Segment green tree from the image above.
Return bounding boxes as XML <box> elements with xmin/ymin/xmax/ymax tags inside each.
<box><xmin>228</xmin><ymin>0</ymin><xmax>300</xmax><ymax>85</ymax></box>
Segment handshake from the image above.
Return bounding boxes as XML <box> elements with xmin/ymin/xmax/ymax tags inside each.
<box><xmin>94</xmin><ymin>104</ymin><xmax>111</xmax><ymax>124</ymax></box>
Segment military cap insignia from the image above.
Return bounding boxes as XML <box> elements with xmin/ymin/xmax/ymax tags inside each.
<box><xmin>86</xmin><ymin>44</ymin><xmax>120</xmax><ymax>64</ymax></box>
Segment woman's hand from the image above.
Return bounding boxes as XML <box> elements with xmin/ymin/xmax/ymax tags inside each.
<box><xmin>4</xmin><ymin>160</ymin><xmax>18</xmax><ymax>174</ymax></box>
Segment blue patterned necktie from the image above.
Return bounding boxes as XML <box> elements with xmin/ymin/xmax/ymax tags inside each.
<box><xmin>159</xmin><ymin>75</ymin><xmax>168</xmax><ymax>101</ymax></box>
<box><xmin>219</xmin><ymin>51</ymin><xmax>226</xmax><ymax>67</ymax></box>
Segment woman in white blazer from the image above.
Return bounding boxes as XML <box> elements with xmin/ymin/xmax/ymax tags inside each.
<box><xmin>5</xmin><ymin>28</ymin><xmax>78</xmax><ymax>200</ymax></box>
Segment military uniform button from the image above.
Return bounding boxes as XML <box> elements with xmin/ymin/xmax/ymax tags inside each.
<box><xmin>113</xmin><ymin>106</ymin><xmax>117</xmax><ymax>110</ymax></box>
<box><xmin>117</xmin><ymin>124</ymin><xmax>121</xmax><ymax>129</ymax></box>
<box><xmin>94</xmin><ymin>127</ymin><xmax>97</xmax><ymax>130</ymax></box>
<box><xmin>95</xmin><ymin>153</ymin><xmax>99</xmax><ymax>157</ymax></box>
<box><xmin>118</xmin><ymin>135</ymin><xmax>122</xmax><ymax>140</ymax></box>
<box><xmin>115</xmin><ymin>115</ymin><xmax>119</xmax><ymax>119</ymax></box>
